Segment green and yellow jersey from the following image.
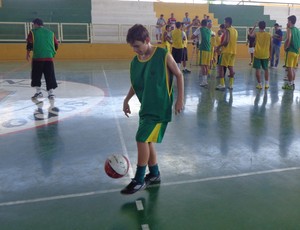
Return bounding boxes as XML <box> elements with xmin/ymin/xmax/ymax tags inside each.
<box><xmin>130</xmin><ymin>47</ymin><xmax>173</xmax><ymax>122</ymax></box>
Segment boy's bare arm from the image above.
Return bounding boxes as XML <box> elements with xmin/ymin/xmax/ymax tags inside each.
<box><xmin>166</xmin><ymin>53</ymin><xmax>184</xmax><ymax>114</ymax></box>
<box><xmin>249</xmin><ymin>21</ymin><xmax>258</xmax><ymax>37</ymax></box>
<box><xmin>123</xmin><ymin>86</ymin><xmax>135</xmax><ymax>117</ymax></box>
<box><xmin>216</xmin><ymin>30</ymin><xmax>229</xmax><ymax>52</ymax></box>
<box><xmin>284</xmin><ymin>28</ymin><xmax>291</xmax><ymax>50</ymax></box>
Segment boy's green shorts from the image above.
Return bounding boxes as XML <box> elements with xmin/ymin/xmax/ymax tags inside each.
<box><xmin>253</xmin><ymin>57</ymin><xmax>269</xmax><ymax>70</ymax></box>
<box><xmin>136</xmin><ymin>119</ymin><xmax>168</xmax><ymax>143</ymax></box>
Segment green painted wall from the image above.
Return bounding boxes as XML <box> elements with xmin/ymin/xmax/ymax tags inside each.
<box><xmin>0</xmin><ymin>0</ymin><xmax>91</xmax><ymax>23</ymax></box>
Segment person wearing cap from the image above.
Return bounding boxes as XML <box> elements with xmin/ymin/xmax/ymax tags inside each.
<box><xmin>26</xmin><ymin>18</ymin><xmax>59</xmax><ymax>100</ymax></box>
<box><xmin>270</xmin><ymin>23</ymin><xmax>283</xmax><ymax>68</ymax></box>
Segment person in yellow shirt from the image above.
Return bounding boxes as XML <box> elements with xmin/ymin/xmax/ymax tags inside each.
<box><xmin>171</xmin><ymin>22</ymin><xmax>186</xmax><ymax>69</ymax></box>
<box><xmin>249</xmin><ymin>21</ymin><xmax>271</xmax><ymax>89</ymax></box>
<box><xmin>162</xmin><ymin>24</ymin><xmax>172</xmax><ymax>53</ymax></box>
<box><xmin>181</xmin><ymin>23</ymin><xmax>191</xmax><ymax>73</ymax></box>
<box><xmin>215</xmin><ymin>17</ymin><xmax>238</xmax><ymax>90</ymax></box>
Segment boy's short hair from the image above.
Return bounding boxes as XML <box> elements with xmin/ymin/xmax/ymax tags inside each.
<box><xmin>224</xmin><ymin>17</ymin><xmax>232</xmax><ymax>25</ymax></box>
<box><xmin>32</xmin><ymin>18</ymin><xmax>43</xmax><ymax>26</ymax></box>
<box><xmin>219</xmin><ymin>24</ymin><xmax>225</xmax><ymax>29</ymax></box>
<box><xmin>258</xmin><ymin>21</ymin><xmax>266</xmax><ymax>30</ymax></box>
<box><xmin>126</xmin><ymin>24</ymin><xmax>149</xmax><ymax>44</ymax></box>
<box><xmin>165</xmin><ymin>24</ymin><xmax>171</xmax><ymax>30</ymax></box>
<box><xmin>288</xmin><ymin>15</ymin><xmax>297</xmax><ymax>25</ymax></box>
<box><xmin>201</xmin><ymin>19</ymin><xmax>207</xmax><ymax>27</ymax></box>
<box><xmin>175</xmin><ymin>21</ymin><xmax>181</xmax><ymax>28</ymax></box>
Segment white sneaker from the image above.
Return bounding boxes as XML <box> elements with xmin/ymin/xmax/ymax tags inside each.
<box><xmin>215</xmin><ymin>84</ymin><xmax>225</xmax><ymax>91</ymax></box>
<box><xmin>200</xmin><ymin>82</ymin><xmax>208</xmax><ymax>87</ymax></box>
<box><xmin>32</xmin><ymin>92</ymin><xmax>43</xmax><ymax>99</ymax></box>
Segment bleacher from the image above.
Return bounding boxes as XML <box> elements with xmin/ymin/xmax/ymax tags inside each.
<box><xmin>264</xmin><ymin>5</ymin><xmax>300</xmax><ymax>29</ymax></box>
<box><xmin>209</xmin><ymin>4</ymin><xmax>276</xmax><ymax>27</ymax></box>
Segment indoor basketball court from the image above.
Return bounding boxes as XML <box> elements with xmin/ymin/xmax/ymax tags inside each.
<box><xmin>1</xmin><ymin>0</ymin><xmax>300</xmax><ymax>229</ymax></box>
<box><xmin>1</xmin><ymin>58</ymin><xmax>300</xmax><ymax>229</ymax></box>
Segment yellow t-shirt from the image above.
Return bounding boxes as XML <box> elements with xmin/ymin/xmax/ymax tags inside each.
<box><xmin>162</xmin><ymin>30</ymin><xmax>171</xmax><ymax>53</ymax></box>
<box><xmin>254</xmin><ymin>31</ymin><xmax>271</xmax><ymax>59</ymax></box>
<box><xmin>222</xmin><ymin>26</ymin><xmax>238</xmax><ymax>54</ymax></box>
<box><xmin>171</xmin><ymin>29</ymin><xmax>184</xmax><ymax>49</ymax></box>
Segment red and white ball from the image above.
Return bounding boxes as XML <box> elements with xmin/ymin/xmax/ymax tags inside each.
<box><xmin>104</xmin><ymin>154</ymin><xmax>130</xmax><ymax>178</ymax></box>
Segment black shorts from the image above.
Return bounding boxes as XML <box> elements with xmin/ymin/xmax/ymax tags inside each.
<box><xmin>172</xmin><ymin>48</ymin><xmax>183</xmax><ymax>64</ymax></box>
<box><xmin>182</xmin><ymin>47</ymin><xmax>188</xmax><ymax>61</ymax></box>
<box><xmin>31</xmin><ymin>61</ymin><xmax>57</xmax><ymax>90</ymax></box>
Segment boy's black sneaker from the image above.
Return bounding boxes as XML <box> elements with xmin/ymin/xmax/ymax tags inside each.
<box><xmin>120</xmin><ymin>179</ymin><xmax>146</xmax><ymax>195</ymax></box>
<box><xmin>144</xmin><ymin>173</ymin><xmax>161</xmax><ymax>186</ymax></box>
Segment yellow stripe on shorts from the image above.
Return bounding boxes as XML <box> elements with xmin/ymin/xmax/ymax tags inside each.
<box><xmin>146</xmin><ymin>123</ymin><xmax>162</xmax><ymax>142</ymax></box>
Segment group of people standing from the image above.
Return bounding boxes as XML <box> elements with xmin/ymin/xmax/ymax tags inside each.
<box><xmin>157</xmin><ymin>12</ymin><xmax>300</xmax><ymax>92</ymax></box>
<box><xmin>247</xmin><ymin>15</ymin><xmax>300</xmax><ymax>91</ymax></box>
<box><xmin>156</xmin><ymin>13</ymin><xmax>213</xmax><ymax>75</ymax></box>
<box><xmin>156</xmin><ymin>12</ymin><xmax>238</xmax><ymax>90</ymax></box>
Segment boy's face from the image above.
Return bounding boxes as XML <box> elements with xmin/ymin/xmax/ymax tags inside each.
<box><xmin>130</xmin><ymin>39</ymin><xmax>150</xmax><ymax>55</ymax></box>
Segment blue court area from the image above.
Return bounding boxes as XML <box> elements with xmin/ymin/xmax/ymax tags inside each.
<box><xmin>1</xmin><ymin>59</ymin><xmax>300</xmax><ymax>229</ymax></box>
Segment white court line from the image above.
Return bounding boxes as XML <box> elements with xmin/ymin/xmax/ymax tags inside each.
<box><xmin>135</xmin><ymin>200</ymin><xmax>144</xmax><ymax>211</ymax></box>
<box><xmin>141</xmin><ymin>224</ymin><xmax>150</xmax><ymax>230</ymax></box>
<box><xmin>102</xmin><ymin>67</ymin><xmax>134</xmax><ymax>178</ymax></box>
<box><xmin>1</xmin><ymin>166</ymin><xmax>300</xmax><ymax>207</ymax></box>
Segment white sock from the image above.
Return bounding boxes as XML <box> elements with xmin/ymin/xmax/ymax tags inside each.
<box><xmin>265</xmin><ymin>81</ymin><xmax>269</xmax><ymax>85</ymax></box>
<box><xmin>203</xmin><ymin>75</ymin><xmax>207</xmax><ymax>83</ymax></box>
<box><xmin>48</xmin><ymin>89</ymin><xmax>54</xmax><ymax>95</ymax></box>
<box><xmin>36</xmin><ymin>87</ymin><xmax>41</xmax><ymax>93</ymax></box>
<box><xmin>177</xmin><ymin>63</ymin><xmax>181</xmax><ymax>69</ymax></box>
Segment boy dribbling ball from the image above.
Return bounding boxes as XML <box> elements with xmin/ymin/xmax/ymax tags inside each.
<box><xmin>121</xmin><ymin>24</ymin><xmax>184</xmax><ymax>195</ymax></box>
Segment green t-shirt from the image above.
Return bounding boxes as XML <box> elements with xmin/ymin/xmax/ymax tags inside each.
<box><xmin>287</xmin><ymin>26</ymin><xmax>300</xmax><ymax>54</ymax></box>
<box><xmin>130</xmin><ymin>47</ymin><xmax>173</xmax><ymax>122</ymax></box>
<box><xmin>199</xmin><ymin>27</ymin><xmax>211</xmax><ymax>52</ymax></box>
<box><xmin>32</xmin><ymin>27</ymin><xmax>56</xmax><ymax>59</ymax></box>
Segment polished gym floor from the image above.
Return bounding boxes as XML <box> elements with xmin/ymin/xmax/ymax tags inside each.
<box><xmin>1</xmin><ymin>58</ymin><xmax>300</xmax><ymax>230</ymax></box>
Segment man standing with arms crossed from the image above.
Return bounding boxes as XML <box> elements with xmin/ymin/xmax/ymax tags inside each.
<box><xmin>215</xmin><ymin>17</ymin><xmax>238</xmax><ymax>90</ymax></box>
<box><xmin>270</xmin><ymin>23</ymin><xmax>283</xmax><ymax>68</ymax></box>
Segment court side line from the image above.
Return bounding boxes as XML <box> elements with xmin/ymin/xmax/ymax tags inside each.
<box><xmin>102</xmin><ymin>67</ymin><xmax>134</xmax><ymax>178</ymax></box>
<box><xmin>0</xmin><ymin>166</ymin><xmax>300</xmax><ymax>207</ymax></box>
<box><xmin>0</xmin><ymin>188</ymin><xmax>120</xmax><ymax>207</ymax></box>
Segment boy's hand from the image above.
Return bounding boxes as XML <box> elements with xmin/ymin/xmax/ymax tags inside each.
<box><xmin>123</xmin><ymin>102</ymin><xmax>131</xmax><ymax>117</ymax></box>
<box><xmin>175</xmin><ymin>99</ymin><xmax>184</xmax><ymax>115</ymax></box>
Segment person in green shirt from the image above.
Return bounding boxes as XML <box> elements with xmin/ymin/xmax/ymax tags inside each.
<box><xmin>26</xmin><ymin>18</ymin><xmax>59</xmax><ymax>100</ymax></box>
<box><xmin>191</xmin><ymin>19</ymin><xmax>211</xmax><ymax>87</ymax></box>
<box><xmin>282</xmin><ymin>15</ymin><xmax>300</xmax><ymax>90</ymax></box>
<box><xmin>121</xmin><ymin>24</ymin><xmax>184</xmax><ymax>195</ymax></box>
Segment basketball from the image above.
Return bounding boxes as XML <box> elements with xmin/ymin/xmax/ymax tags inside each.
<box><xmin>104</xmin><ymin>154</ymin><xmax>130</xmax><ymax>178</ymax></box>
